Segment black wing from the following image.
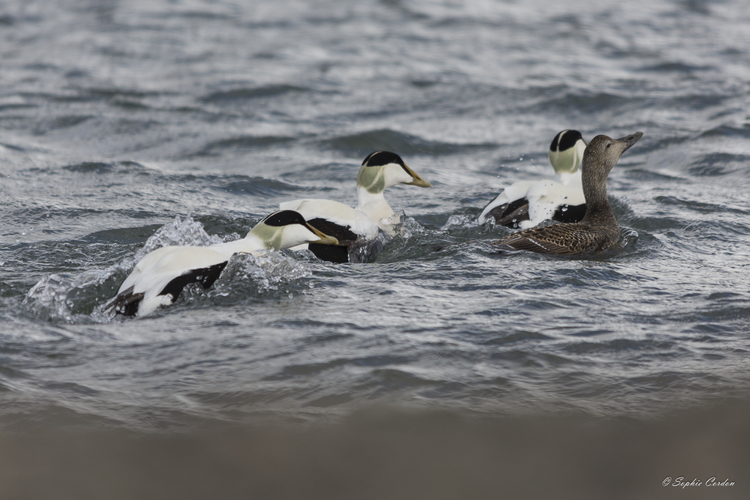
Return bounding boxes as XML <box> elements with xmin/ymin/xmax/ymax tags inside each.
<box><xmin>552</xmin><ymin>203</ymin><xmax>586</xmax><ymax>224</ymax></box>
<box><xmin>305</xmin><ymin>217</ymin><xmax>359</xmax><ymax>263</ymax></box>
<box><xmin>306</xmin><ymin>218</ymin><xmax>358</xmax><ymax>244</ymax></box>
<box><xmin>109</xmin><ymin>261</ymin><xmax>228</xmax><ymax>316</ymax></box>
<box><xmin>483</xmin><ymin>197</ymin><xmax>530</xmax><ymax>228</ymax></box>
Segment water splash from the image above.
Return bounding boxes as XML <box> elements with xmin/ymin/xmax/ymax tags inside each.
<box><xmin>210</xmin><ymin>251</ymin><xmax>313</xmax><ymax>299</ymax></box>
<box><xmin>21</xmin><ymin>215</ymin><xmax>285</xmax><ymax>322</ymax></box>
<box><xmin>400</xmin><ymin>214</ymin><xmax>428</xmax><ymax>239</ymax></box>
<box><xmin>620</xmin><ymin>227</ymin><xmax>640</xmax><ymax>250</ymax></box>
<box><xmin>23</xmin><ymin>270</ymin><xmax>113</xmax><ymax>323</ymax></box>
<box><xmin>130</xmin><ymin>214</ymin><xmax>224</xmax><ymax>263</ymax></box>
<box><xmin>441</xmin><ymin>214</ymin><xmax>479</xmax><ymax>230</ymax></box>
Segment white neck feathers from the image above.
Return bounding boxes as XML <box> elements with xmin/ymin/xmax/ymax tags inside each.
<box><xmin>356</xmin><ymin>186</ymin><xmax>395</xmax><ymax>222</ymax></box>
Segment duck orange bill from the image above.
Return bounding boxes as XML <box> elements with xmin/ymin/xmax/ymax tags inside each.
<box><xmin>403</xmin><ymin>164</ymin><xmax>432</xmax><ymax>187</ymax></box>
<box><xmin>306</xmin><ymin>224</ymin><xmax>339</xmax><ymax>245</ymax></box>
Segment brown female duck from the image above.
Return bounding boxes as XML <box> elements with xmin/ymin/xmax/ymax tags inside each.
<box><xmin>493</xmin><ymin>132</ymin><xmax>643</xmax><ymax>255</ymax></box>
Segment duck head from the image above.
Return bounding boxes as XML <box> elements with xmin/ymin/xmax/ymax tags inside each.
<box><xmin>579</xmin><ymin>131</ymin><xmax>643</xmax><ymax>212</ymax></box>
<box><xmin>356</xmin><ymin>151</ymin><xmax>431</xmax><ymax>194</ymax></box>
<box><xmin>583</xmin><ymin>132</ymin><xmax>643</xmax><ymax>180</ymax></box>
<box><xmin>249</xmin><ymin>210</ymin><xmax>339</xmax><ymax>250</ymax></box>
<box><xmin>549</xmin><ymin>129</ymin><xmax>588</xmax><ymax>175</ymax></box>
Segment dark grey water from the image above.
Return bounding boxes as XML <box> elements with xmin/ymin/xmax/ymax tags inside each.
<box><xmin>2</xmin><ymin>0</ymin><xmax>750</xmax><ymax>440</ymax></box>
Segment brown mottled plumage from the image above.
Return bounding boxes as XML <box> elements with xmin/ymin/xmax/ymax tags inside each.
<box><xmin>493</xmin><ymin>131</ymin><xmax>643</xmax><ymax>255</ymax></box>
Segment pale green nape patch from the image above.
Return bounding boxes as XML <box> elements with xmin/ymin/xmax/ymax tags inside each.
<box><xmin>549</xmin><ymin>146</ymin><xmax>582</xmax><ymax>175</ymax></box>
<box><xmin>356</xmin><ymin>164</ymin><xmax>386</xmax><ymax>194</ymax></box>
<box><xmin>248</xmin><ymin>223</ymin><xmax>284</xmax><ymax>249</ymax></box>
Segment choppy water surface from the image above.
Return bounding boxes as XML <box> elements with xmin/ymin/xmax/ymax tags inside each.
<box><xmin>2</xmin><ymin>0</ymin><xmax>750</xmax><ymax>432</ymax></box>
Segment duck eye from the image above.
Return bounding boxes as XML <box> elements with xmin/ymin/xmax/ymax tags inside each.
<box><xmin>606</xmin><ymin>144</ymin><xmax>611</xmax><ymax>148</ymax></box>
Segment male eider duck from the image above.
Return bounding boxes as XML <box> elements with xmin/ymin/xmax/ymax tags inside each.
<box><xmin>280</xmin><ymin>151</ymin><xmax>431</xmax><ymax>263</ymax></box>
<box><xmin>108</xmin><ymin>210</ymin><xmax>338</xmax><ymax>317</ymax></box>
<box><xmin>478</xmin><ymin>130</ymin><xmax>588</xmax><ymax>228</ymax></box>
<box><xmin>493</xmin><ymin>132</ymin><xmax>643</xmax><ymax>255</ymax></box>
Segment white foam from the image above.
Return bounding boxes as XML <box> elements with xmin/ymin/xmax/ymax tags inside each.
<box><xmin>24</xmin><ymin>215</ymin><xmax>231</xmax><ymax>322</ymax></box>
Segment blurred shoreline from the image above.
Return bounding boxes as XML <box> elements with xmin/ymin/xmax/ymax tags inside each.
<box><xmin>1</xmin><ymin>398</ymin><xmax>747</xmax><ymax>500</ymax></box>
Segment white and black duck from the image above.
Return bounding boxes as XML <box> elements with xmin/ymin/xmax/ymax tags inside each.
<box><xmin>478</xmin><ymin>130</ymin><xmax>588</xmax><ymax>228</ymax></box>
<box><xmin>280</xmin><ymin>151</ymin><xmax>431</xmax><ymax>263</ymax></box>
<box><xmin>494</xmin><ymin>132</ymin><xmax>643</xmax><ymax>255</ymax></box>
<box><xmin>108</xmin><ymin>210</ymin><xmax>338</xmax><ymax>317</ymax></box>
